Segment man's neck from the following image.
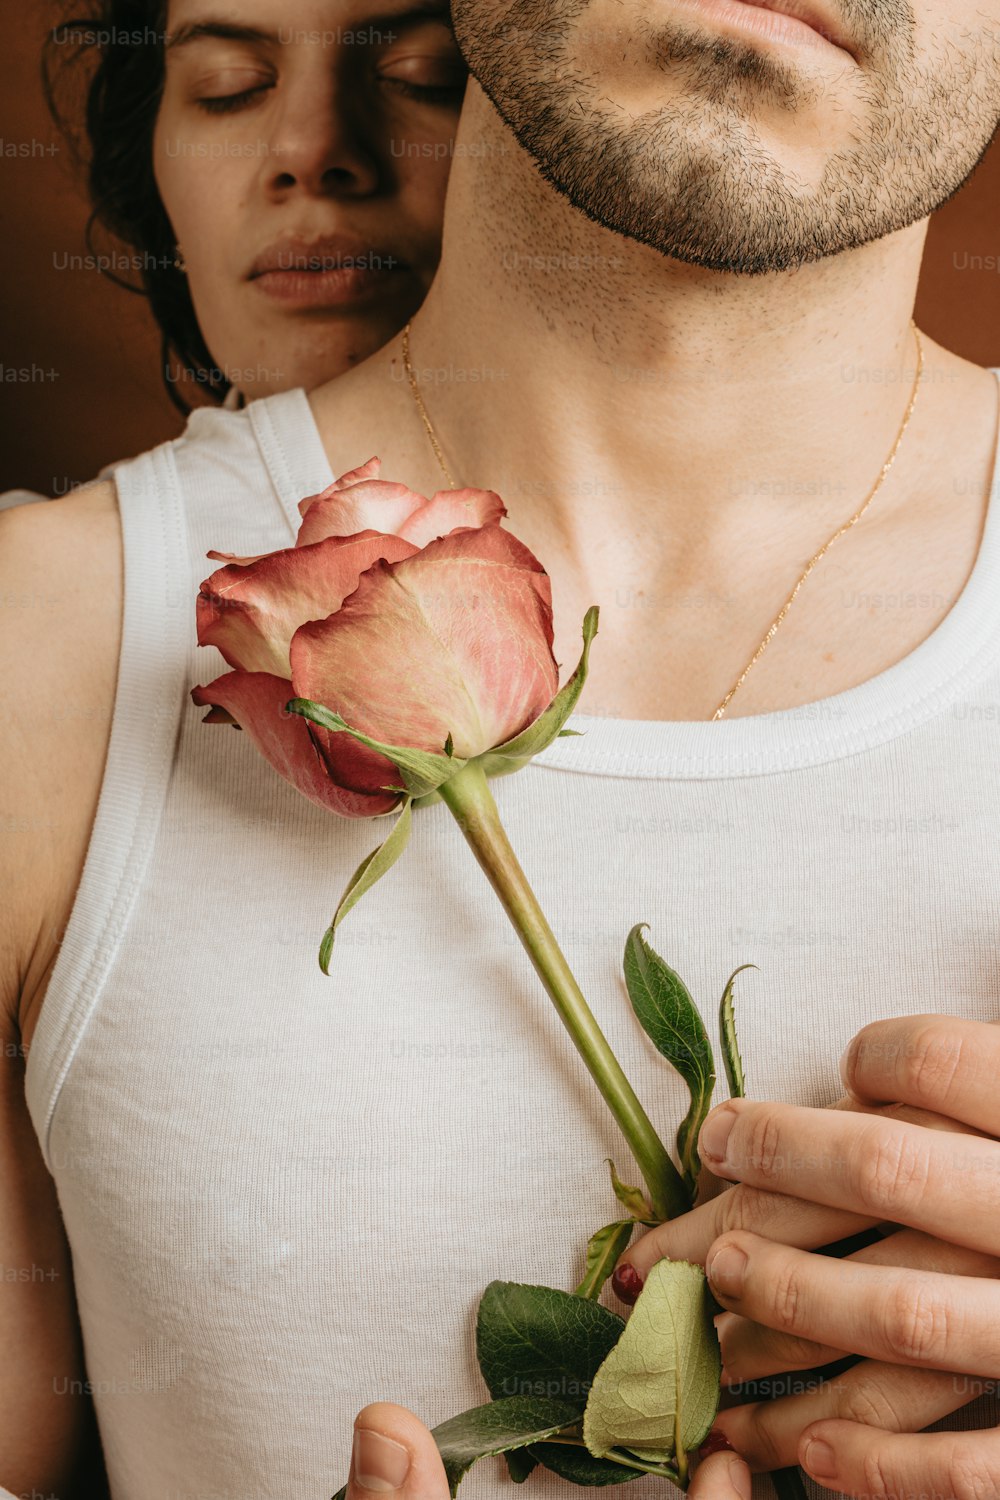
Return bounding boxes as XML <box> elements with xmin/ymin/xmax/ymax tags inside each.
<box><xmin>399</xmin><ymin>85</ymin><xmax>930</xmax><ymax>556</ymax></box>
<box><xmin>307</xmin><ymin>83</ymin><xmax>998</xmax><ymax>720</ymax></box>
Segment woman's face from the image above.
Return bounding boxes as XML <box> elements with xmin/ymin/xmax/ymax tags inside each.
<box><xmin>154</xmin><ymin>0</ymin><xmax>466</xmax><ymax>398</ymax></box>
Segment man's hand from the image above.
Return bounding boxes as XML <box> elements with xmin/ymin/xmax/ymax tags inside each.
<box><xmin>343</xmin><ymin>1403</ymin><xmax>752</xmax><ymax>1498</ymax></box>
<box><xmin>611</xmin><ymin>1015</ymin><xmax>1000</xmax><ymax>1497</ymax></box>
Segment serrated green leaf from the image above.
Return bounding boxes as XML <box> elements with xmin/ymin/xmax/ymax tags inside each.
<box><xmin>476</xmin><ymin>1281</ymin><xmax>633</xmax><ymax>1487</ymax></box>
<box><xmin>623</xmin><ymin>925</ymin><xmax>715</xmax><ymax>1196</ymax></box>
<box><xmin>431</xmin><ymin>1396</ymin><xmax>582</xmax><ymax>1496</ymax></box>
<box><xmin>574</xmin><ymin>1221</ymin><xmax>635</xmax><ymax>1301</ymax></box>
<box><xmin>719</xmin><ymin>964</ymin><xmax>756</xmax><ymax>1100</ymax></box>
<box><xmin>582</xmin><ymin>1259</ymin><xmax>721</xmax><ymax>1463</ymax></box>
<box><xmin>286</xmin><ymin>697</ymin><xmax>464</xmax><ymax>798</ymax></box>
<box><xmin>316</xmin><ymin>798</ymin><xmax>413</xmax><ymax>974</ymax></box>
<box><xmin>606</xmin><ymin>1158</ymin><xmax>652</xmax><ymax>1220</ymax></box>
<box><xmin>476</xmin><ymin>606</ymin><xmax>599</xmax><ymax>779</ymax></box>
<box><xmin>476</xmin><ymin>1280</ymin><xmax>625</xmax><ymax>1411</ymax></box>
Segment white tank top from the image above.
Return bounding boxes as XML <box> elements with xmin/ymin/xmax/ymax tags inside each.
<box><xmin>23</xmin><ymin>380</ymin><xmax>1000</xmax><ymax>1500</ymax></box>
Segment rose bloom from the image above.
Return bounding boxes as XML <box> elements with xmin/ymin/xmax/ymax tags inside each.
<box><xmin>191</xmin><ymin>459</ymin><xmax>560</xmax><ymax>816</ymax></box>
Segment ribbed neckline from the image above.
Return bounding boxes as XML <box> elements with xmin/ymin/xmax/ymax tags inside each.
<box><xmin>257</xmin><ymin>374</ymin><xmax>1000</xmax><ymax>780</ymax></box>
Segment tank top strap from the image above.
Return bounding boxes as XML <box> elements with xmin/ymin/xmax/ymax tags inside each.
<box><xmin>245</xmin><ymin>387</ymin><xmax>335</xmax><ymax>538</ymax></box>
<box><xmin>24</xmin><ymin>439</ymin><xmax>192</xmax><ymax>1169</ymax></box>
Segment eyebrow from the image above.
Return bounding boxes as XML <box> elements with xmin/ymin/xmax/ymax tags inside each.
<box><xmin>165</xmin><ymin>5</ymin><xmax>452</xmax><ymax>53</ymax></box>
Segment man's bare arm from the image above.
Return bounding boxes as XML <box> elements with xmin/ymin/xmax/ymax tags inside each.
<box><xmin>0</xmin><ymin>493</ymin><xmax>119</xmax><ymax>1493</ymax></box>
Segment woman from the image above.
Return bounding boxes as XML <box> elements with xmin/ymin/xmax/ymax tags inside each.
<box><xmin>2</xmin><ymin>0</ymin><xmax>467</xmax><ymax>508</ymax></box>
<box><xmin>0</xmin><ymin>0</ymin><xmax>474</xmax><ymax>1489</ymax></box>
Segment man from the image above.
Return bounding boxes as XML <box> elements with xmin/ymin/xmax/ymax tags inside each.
<box><xmin>305</xmin><ymin>0</ymin><xmax>1000</xmax><ymax>1490</ymax></box>
<box><xmin>2</xmin><ymin>0</ymin><xmax>999</xmax><ymax>1496</ymax></box>
<box><xmin>313</xmin><ymin>2</ymin><xmax>1000</xmax><ymax>1488</ymax></box>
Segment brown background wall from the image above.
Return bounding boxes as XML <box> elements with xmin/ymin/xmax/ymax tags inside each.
<box><xmin>1</xmin><ymin>9</ymin><xmax>999</xmax><ymax>498</ymax></box>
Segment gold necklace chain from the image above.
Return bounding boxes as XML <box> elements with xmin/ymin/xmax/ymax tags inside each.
<box><xmin>400</xmin><ymin>318</ymin><xmax>925</xmax><ymax>721</ymax></box>
<box><xmin>401</xmin><ymin>322</ymin><xmax>457</xmax><ymax>488</ymax></box>
<box><xmin>711</xmin><ymin>321</ymin><xmax>924</xmax><ymax>719</ymax></box>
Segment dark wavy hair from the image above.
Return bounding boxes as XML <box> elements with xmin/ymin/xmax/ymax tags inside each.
<box><xmin>43</xmin><ymin>0</ymin><xmax>229</xmax><ymax>412</ymax></box>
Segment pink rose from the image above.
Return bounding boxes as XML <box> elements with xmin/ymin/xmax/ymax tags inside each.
<box><xmin>191</xmin><ymin>458</ymin><xmax>560</xmax><ymax>818</ymax></box>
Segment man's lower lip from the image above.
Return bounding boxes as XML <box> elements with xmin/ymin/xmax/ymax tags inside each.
<box><xmin>670</xmin><ymin>0</ymin><xmax>851</xmax><ymax>58</ymax></box>
<box><xmin>249</xmin><ymin>265</ymin><xmax>404</xmax><ymax>308</ymax></box>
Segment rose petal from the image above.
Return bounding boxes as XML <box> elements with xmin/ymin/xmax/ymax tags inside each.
<box><xmin>295</xmin><ymin>480</ymin><xmax>430</xmax><ymax>547</ymax></box>
<box><xmin>289</xmin><ymin>526</ymin><xmax>558</xmax><ymax>763</ymax></box>
<box><xmin>197</xmin><ymin>530</ymin><xmax>418</xmax><ymax>675</ymax></box>
<box><xmin>328</xmin><ymin>455</ymin><xmax>383</xmax><ymax>493</ymax></box>
<box><xmin>393</xmin><ymin>488</ymin><xmax>507</xmax><ymax>549</ymax></box>
<box><xmin>190</xmin><ymin>671</ymin><xmax>399</xmax><ymax>818</ymax></box>
<box><xmin>297</xmin><ymin>478</ymin><xmax>507</xmax><ymax>550</ymax></box>
<box><xmin>291</xmin><ymin>566</ymin><xmax>479</xmax><ymax>778</ymax></box>
<box><xmin>294</xmin><ymin>456</ymin><xmax>383</xmax><ymax>524</ymax></box>
<box><xmin>205</xmin><ymin>548</ymin><xmax>273</xmax><ymax>566</ymax></box>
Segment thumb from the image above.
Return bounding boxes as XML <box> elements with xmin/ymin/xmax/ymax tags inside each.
<box><xmin>347</xmin><ymin>1401</ymin><xmax>450</xmax><ymax>1500</ymax></box>
<box><xmin>689</xmin><ymin>1448</ymin><xmax>753</xmax><ymax>1500</ymax></box>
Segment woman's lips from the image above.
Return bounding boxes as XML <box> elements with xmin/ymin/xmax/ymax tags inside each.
<box><xmin>249</xmin><ymin>260</ymin><xmax>406</xmax><ymax>310</ymax></box>
<box><xmin>246</xmin><ymin>236</ymin><xmax>408</xmax><ymax>309</ymax></box>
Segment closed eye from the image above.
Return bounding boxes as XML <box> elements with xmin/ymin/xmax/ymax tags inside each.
<box><xmin>382</xmin><ymin>77</ymin><xmax>466</xmax><ymax>104</ymax></box>
<box><xmin>197</xmin><ymin>84</ymin><xmax>273</xmax><ymax>114</ymax></box>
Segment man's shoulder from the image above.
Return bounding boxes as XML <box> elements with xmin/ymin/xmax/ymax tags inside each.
<box><xmin>0</xmin><ymin>480</ymin><xmax>121</xmax><ymax>620</ymax></box>
<box><xmin>910</xmin><ymin>340</ymin><xmax>998</xmax><ymax>496</ymax></box>
<box><xmin>0</xmin><ymin>473</ymin><xmax>123</xmax><ymax>765</ymax></box>
<box><xmin>0</xmin><ymin>468</ymin><xmax>122</xmax><ymax>651</ymax></box>
<box><xmin>0</xmin><ymin>481</ymin><xmax>122</xmax><ymax>1030</ymax></box>
<box><xmin>0</xmin><ymin>475</ymin><xmax>118</xmax><ymax>526</ymax></box>
<box><xmin>929</xmin><ymin>341</ymin><xmax>999</xmax><ymax>393</ymax></box>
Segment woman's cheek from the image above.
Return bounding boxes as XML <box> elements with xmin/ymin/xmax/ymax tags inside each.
<box><xmin>394</xmin><ymin>148</ymin><xmax>458</xmax><ymax>283</ymax></box>
<box><xmin>155</xmin><ymin>120</ymin><xmax>242</xmax><ymax>285</ymax></box>
<box><xmin>153</xmin><ymin>121</ymin><xmax>255</xmax><ymax>381</ymax></box>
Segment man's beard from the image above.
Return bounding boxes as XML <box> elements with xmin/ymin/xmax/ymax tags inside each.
<box><xmin>451</xmin><ymin>0</ymin><xmax>1000</xmax><ymax>275</ymax></box>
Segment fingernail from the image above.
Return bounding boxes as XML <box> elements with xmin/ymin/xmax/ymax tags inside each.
<box><xmin>700</xmin><ymin>1106</ymin><xmax>737</xmax><ymax>1166</ymax></box>
<box><xmin>611</xmin><ymin>1262</ymin><xmax>644</xmax><ymax>1304</ymax></box>
<box><xmin>838</xmin><ymin>1040</ymin><xmax>854</xmax><ymax>1092</ymax></box>
<box><xmin>353</xmin><ymin>1429</ymin><xmax>411</xmax><ymax>1492</ymax></box>
<box><xmin>698</xmin><ymin>1428</ymin><xmax>737</xmax><ymax>1459</ymax></box>
<box><xmin>803</xmin><ymin>1438</ymin><xmax>837</xmax><ymax>1479</ymax></box>
<box><xmin>706</xmin><ymin>1244</ymin><xmax>747</xmax><ymax>1299</ymax></box>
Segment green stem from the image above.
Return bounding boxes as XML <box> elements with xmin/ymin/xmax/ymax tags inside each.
<box><xmin>439</xmin><ymin>759</ymin><xmax>687</xmax><ymax>1222</ymax></box>
<box><xmin>674</xmin><ymin>1397</ymin><xmax>688</xmax><ymax>1488</ymax></box>
<box><xmin>541</xmin><ymin>1437</ymin><xmax>682</xmax><ymax>1486</ymax></box>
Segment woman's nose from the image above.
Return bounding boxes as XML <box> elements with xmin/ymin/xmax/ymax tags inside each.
<box><xmin>264</xmin><ymin>87</ymin><xmax>382</xmax><ymax>199</ymax></box>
